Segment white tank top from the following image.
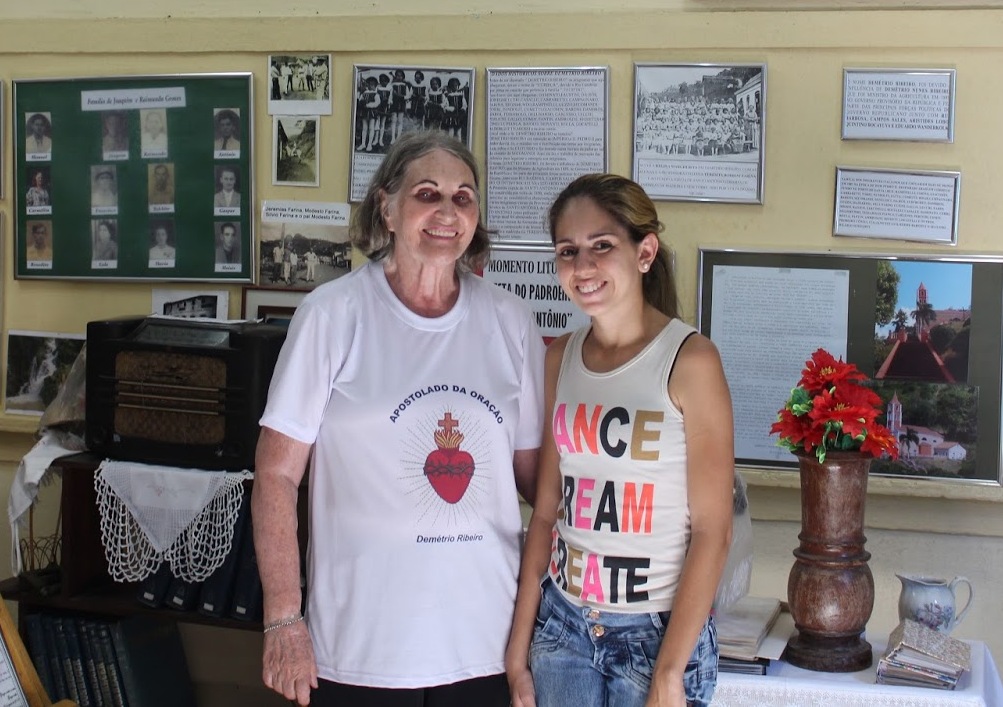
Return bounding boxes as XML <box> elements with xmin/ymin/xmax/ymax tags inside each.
<box><xmin>548</xmin><ymin>319</ymin><xmax>695</xmax><ymax>613</ymax></box>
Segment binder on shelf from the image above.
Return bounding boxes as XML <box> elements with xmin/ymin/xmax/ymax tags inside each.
<box><xmin>110</xmin><ymin>616</ymin><xmax>196</xmax><ymax>707</ymax></box>
<box><xmin>198</xmin><ymin>489</ymin><xmax>251</xmax><ymax>618</ymax></box>
<box><xmin>136</xmin><ymin>561</ymin><xmax>175</xmax><ymax>609</ymax></box>
<box><xmin>165</xmin><ymin>576</ymin><xmax>203</xmax><ymax>612</ymax></box>
<box><xmin>229</xmin><ymin>508</ymin><xmax>263</xmax><ymax>623</ymax></box>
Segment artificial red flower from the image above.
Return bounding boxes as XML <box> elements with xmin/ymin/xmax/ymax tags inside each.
<box><xmin>771</xmin><ymin>349</ymin><xmax>899</xmax><ymax>463</ymax></box>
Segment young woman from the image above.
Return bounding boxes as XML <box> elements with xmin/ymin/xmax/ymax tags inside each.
<box><xmin>506</xmin><ymin>174</ymin><xmax>734</xmax><ymax>707</ymax></box>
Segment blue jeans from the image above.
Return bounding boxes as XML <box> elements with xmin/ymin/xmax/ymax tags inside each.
<box><xmin>529</xmin><ymin>578</ymin><xmax>718</xmax><ymax>707</ymax></box>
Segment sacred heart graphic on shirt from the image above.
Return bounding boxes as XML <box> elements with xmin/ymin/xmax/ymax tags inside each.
<box><xmin>423</xmin><ymin>413</ymin><xmax>475</xmax><ymax>504</ymax></box>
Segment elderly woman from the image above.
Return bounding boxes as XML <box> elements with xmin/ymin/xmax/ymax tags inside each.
<box><xmin>252</xmin><ymin>130</ymin><xmax>545</xmax><ymax>707</ymax></box>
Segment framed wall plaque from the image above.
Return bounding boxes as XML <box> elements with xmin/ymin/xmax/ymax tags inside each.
<box><xmin>13</xmin><ymin>73</ymin><xmax>254</xmax><ymax>282</ymax></box>
<box><xmin>834</xmin><ymin>167</ymin><xmax>961</xmax><ymax>245</ymax></box>
<box><xmin>842</xmin><ymin>68</ymin><xmax>956</xmax><ymax>142</ymax></box>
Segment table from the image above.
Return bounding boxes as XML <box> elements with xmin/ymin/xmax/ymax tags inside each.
<box><xmin>713</xmin><ymin>640</ymin><xmax>1002</xmax><ymax>706</ymax></box>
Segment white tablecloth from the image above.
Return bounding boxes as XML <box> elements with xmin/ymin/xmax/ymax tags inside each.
<box><xmin>713</xmin><ymin>640</ymin><xmax>1002</xmax><ymax>706</ymax></box>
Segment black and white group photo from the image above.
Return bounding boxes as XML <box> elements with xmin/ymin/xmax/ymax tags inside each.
<box><xmin>352</xmin><ymin>65</ymin><xmax>474</xmax><ymax>155</ymax></box>
<box><xmin>634</xmin><ymin>64</ymin><xmax>763</xmax><ymax>163</ymax></box>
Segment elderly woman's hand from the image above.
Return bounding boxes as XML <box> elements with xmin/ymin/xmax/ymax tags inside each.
<box><xmin>263</xmin><ymin>621</ymin><xmax>318</xmax><ymax>706</ymax></box>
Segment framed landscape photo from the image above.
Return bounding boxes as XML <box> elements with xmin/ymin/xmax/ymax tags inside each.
<box><xmin>698</xmin><ymin>247</ymin><xmax>1001</xmax><ymax>485</ymax></box>
<box><xmin>349</xmin><ymin>64</ymin><xmax>475</xmax><ymax>202</ymax></box>
<box><xmin>834</xmin><ymin>166</ymin><xmax>961</xmax><ymax>245</ymax></box>
<box><xmin>633</xmin><ymin>63</ymin><xmax>766</xmax><ymax>204</ymax></box>
<box><xmin>13</xmin><ymin>73</ymin><xmax>254</xmax><ymax>282</ymax></box>
<box><xmin>842</xmin><ymin>68</ymin><xmax>955</xmax><ymax>142</ymax></box>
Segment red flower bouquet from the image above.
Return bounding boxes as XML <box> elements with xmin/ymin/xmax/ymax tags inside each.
<box><xmin>770</xmin><ymin>348</ymin><xmax>899</xmax><ymax>463</ymax></box>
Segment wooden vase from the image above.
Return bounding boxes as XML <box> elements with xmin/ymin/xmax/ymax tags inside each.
<box><xmin>785</xmin><ymin>450</ymin><xmax>874</xmax><ymax>672</ymax></box>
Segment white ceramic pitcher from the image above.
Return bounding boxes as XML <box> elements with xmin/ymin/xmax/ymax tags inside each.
<box><xmin>896</xmin><ymin>573</ymin><xmax>974</xmax><ymax>634</ymax></box>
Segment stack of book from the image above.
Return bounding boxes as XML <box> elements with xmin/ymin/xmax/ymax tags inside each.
<box><xmin>876</xmin><ymin>618</ymin><xmax>972</xmax><ymax>690</ymax></box>
<box><xmin>23</xmin><ymin>613</ymin><xmax>195</xmax><ymax>707</ymax></box>
<box><xmin>715</xmin><ymin>596</ymin><xmax>784</xmax><ymax>675</ymax></box>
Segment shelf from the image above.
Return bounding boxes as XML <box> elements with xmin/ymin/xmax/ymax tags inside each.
<box><xmin>1</xmin><ymin>577</ymin><xmax>263</xmax><ymax>632</ymax></box>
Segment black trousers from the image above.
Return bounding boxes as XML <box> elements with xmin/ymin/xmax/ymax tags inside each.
<box><xmin>310</xmin><ymin>673</ymin><xmax>510</xmax><ymax>707</ymax></box>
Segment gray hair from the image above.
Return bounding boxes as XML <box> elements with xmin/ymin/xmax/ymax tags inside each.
<box><xmin>351</xmin><ymin>131</ymin><xmax>491</xmax><ymax>272</ymax></box>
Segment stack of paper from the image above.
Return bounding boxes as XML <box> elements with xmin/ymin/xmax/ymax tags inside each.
<box><xmin>876</xmin><ymin>619</ymin><xmax>972</xmax><ymax>690</ymax></box>
<box><xmin>715</xmin><ymin>596</ymin><xmax>785</xmax><ymax>674</ymax></box>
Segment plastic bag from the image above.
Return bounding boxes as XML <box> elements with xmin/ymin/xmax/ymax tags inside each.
<box><xmin>713</xmin><ymin>473</ymin><xmax>753</xmax><ymax>611</ymax></box>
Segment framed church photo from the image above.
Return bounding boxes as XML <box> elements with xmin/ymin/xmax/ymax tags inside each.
<box><xmin>698</xmin><ymin>247</ymin><xmax>1003</xmax><ymax>485</ymax></box>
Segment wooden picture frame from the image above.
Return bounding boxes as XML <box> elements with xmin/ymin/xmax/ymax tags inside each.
<box><xmin>13</xmin><ymin>73</ymin><xmax>254</xmax><ymax>282</ymax></box>
<box><xmin>241</xmin><ymin>286</ymin><xmax>308</xmax><ymax>325</ymax></box>
<box><xmin>0</xmin><ymin>600</ymin><xmax>74</xmax><ymax>706</ymax></box>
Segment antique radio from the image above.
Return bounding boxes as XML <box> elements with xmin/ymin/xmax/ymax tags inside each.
<box><xmin>86</xmin><ymin>316</ymin><xmax>287</xmax><ymax>470</ymax></box>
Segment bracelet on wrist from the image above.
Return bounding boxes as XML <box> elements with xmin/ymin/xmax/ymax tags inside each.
<box><xmin>263</xmin><ymin>613</ymin><xmax>304</xmax><ymax>633</ymax></box>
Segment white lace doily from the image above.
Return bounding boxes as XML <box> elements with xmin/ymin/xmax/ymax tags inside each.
<box><xmin>94</xmin><ymin>460</ymin><xmax>252</xmax><ymax>583</ymax></box>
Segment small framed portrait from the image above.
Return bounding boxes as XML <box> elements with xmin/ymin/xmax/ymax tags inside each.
<box><xmin>140</xmin><ymin>108</ymin><xmax>169</xmax><ymax>158</ymax></box>
<box><xmin>24</xmin><ymin>166</ymin><xmax>52</xmax><ymax>215</ymax></box>
<box><xmin>24</xmin><ymin>220</ymin><xmax>53</xmax><ymax>267</ymax></box>
<box><xmin>214</xmin><ymin>221</ymin><xmax>242</xmax><ymax>269</ymax></box>
<box><xmin>148</xmin><ymin>162</ymin><xmax>175</xmax><ymax>212</ymax></box>
<box><xmin>213</xmin><ymin>165</ymin><xmax>242</xmax><ymax>213</ymax></box>
<box><xmin>90</xmin><ymin>165</ymin><xmax>118</xmax><ymax>215</ymax></box>
<box><xmin>24</xmin><ymin>111</ymin><xmax>52</xmax><ymax>160</ymax></box>
<box><xmin>632</xmin><ymin>62</ymin><xmax>767</xmax><ymax>204</ymax></box>
<box><xmin>267</xmin><ymin>54</ymin><xmax>332</xmax><ymax>115</ymax></box>
<box><xmin>148</xmin><ymin>220</ymin><xmax>177</xmax><ymax>267</ymax></box>
<box><xmin>5</xmin><ymin>331</ymin><xmax>85</xmax><ymax>416</ymax></box>
<box><xmin>350</xmin><ymin>64</ymin><xmax>475</xmax><ymax>201</ymax></box>
<box><xmin>90</xmin><ymin>218</ymin><xmax>119</xmax><ymax>267</ymax></box>
<box><xmin>273</xmin><ymin>116</ymin><xmax>319</xmax><ymax>187</ymax></box>
<box><xmin>101</xmin><ymin>110</ymin><xmax>130</xmax><ymax>159</ymax></box>
<box><xmin>242</xmin><ymin>286</ymin><xmax>308</xmax><ymax>327</ymax></box>
<box><xmin>213</xmin><ymin>108</ymin><xmax>241</xmax><ymax>156</ymax></box>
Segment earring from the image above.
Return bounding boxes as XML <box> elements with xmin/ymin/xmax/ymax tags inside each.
<box><xmin>641</xmin><ymin>262</ymin><xmax>650</xmax><ymax>272</ymax></box>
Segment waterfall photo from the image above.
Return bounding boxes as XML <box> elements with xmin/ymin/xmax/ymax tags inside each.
<box><xmin>5</xmin><ymin>331</ymin><xmax>85</xmax><ymax>416</ymax></box>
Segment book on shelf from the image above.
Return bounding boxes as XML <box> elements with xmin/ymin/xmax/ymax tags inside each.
<box><xmin>22</xmin><ymin>612</ymin><xmax>56</xmax><ymax>699</ymax></box>
<box><xmin>876</xmin><ymin>618</ymin><xmax>972</xmax><ymax>690</ymax></box>
<box><xmin>38</xmin><ymin>613</ymin><xmax>71</xmax><ymax>702</ymax></box>
<box><xmin>164</xmin><ymin>575</ymin><xmax>203</xmax><ymax>612</ymax></box>
<box><xmin>54</xmin><ymin>615</ymin><xmax>91</xmax><ymax>706</ymax></box>
<box><xmin>81</xmin><ymin>620</ymin><xmax>115</xmax><ymax>707</ymax></box>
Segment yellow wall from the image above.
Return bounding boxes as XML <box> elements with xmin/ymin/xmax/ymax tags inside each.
<box><xmin>3</xmin><ymin>5</ymin><xmax>1003</xmax><ymax>705</ymax></box>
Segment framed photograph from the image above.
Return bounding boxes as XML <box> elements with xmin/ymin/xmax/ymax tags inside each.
<box><xmin>13</xmin><ymin>73</ymin><xmax>254</xmax><ymax>282</ymax></box>
<box><xmin>485</xmin><ymin>67</ymin><xmax>609</xmax><ymax>244</ymax></box>
<box><xmin>273</xmin><ymin>116</ymin><xmax>319</xmax><ymax>187</ymax></box>
<box><xmin>842</xmin><ymin>68</ymin><xmax>956</xmax><ymax>142</ymax></box>
<box><xmin>242</xmin><ymin>287</ymin><xmax>308</xmax><ymax>326</ymax></box>
<box><xmin>151</xmin><ymin>288</ymin><xmax>229</xmax><ymax>319</ymax></box>
<box><xmin>482</xmin><ymin>242</ymin><xmax>589</xmax><ymax>341</ymax></box>
<box><xmin>698</xmin><ymin>247</ymin><xmax>1002</xmax><ymax>485</ymax></box>
<box><xmin>350</xmin><ymin>64</ymin><xmax>475</xmax><ymax>202</ymax></box>
<box><xmin>267</xmin><ymin>54</ymin><xmax>332</xmax><ymax>115</ymax></box>
<box><xmin>259</xmin><ymin>200</ymin><xmax>351</xmax><ymax>289</ymax></box>
<box><xmin>834</xmin><ymin>166</ymin><xmax>961</xmax><ymax>245</ymax></box>
<box><xmin>632</xmin><ymin>63</ymin><xmax>766</xmax><ymax>204</ymax></box>
<box><xmin>5</xmin><ymin>330</ymin><xmax>85</xmax><ymax>416</ymax></box>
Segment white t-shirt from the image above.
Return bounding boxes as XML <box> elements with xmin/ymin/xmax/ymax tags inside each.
<box><xmin>260</xmin><ymin>261</ymin><xmax>545</xmax><ymax>688</ymax></box>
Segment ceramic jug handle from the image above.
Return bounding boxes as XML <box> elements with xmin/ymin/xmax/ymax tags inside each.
<box><xmin>950</xmin><ymin>576</ymin><xmax>974</xmax><ymax>628</ymax></box>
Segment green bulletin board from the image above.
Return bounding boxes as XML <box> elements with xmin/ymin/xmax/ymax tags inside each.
<box><xmin>14</xmin><ymin>73</ymin><xmax>253</xmax><ymax>281</ymax></box>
